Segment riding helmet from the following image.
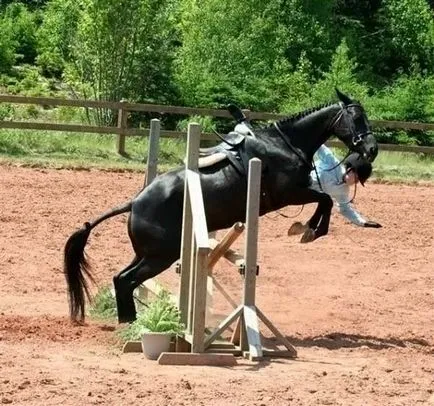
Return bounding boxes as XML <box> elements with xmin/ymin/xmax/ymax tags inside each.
<box><xmin>344</xmin><ymin>153</ymin><xmax>372</xmax><ymax>186</ymax></box>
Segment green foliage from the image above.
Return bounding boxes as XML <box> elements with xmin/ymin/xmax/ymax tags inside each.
<box><xmin>1</xmin><ymin>1</ymin><xmax>49</xmax><ymax>10</ymax></box>
<box><xmin>381</xmin><ymin>0</ymin><xmax>434</xmax><ymax>73</ymax></box>
<box><xmin>118</xmin><ymin>291</ymin><xmax>184</xmax><ymax>341</ymax></box>
<box><xmin>367</xmin><ymin>71</ymin><xmax>434</xmax><ymax>122</ymax></box>
<box><xmin>2</xmin><ymin>65</ymin><xmax>57</xmax><ymax>96</ymax></box>
<box><xmin>36</xmin><ymin>0</ymin><xmax>81</xmax><ymax>77</ymax></box>
<box><xmin>176</xmin><ymin>115</ymin><xmax>216</xmax><ymax>133</ymax></box>
<box><xmin>0</xmin><ymin>9</ymin><xmax>17</xmax><ymax>72</ymax></box>
<box><xmin>89</xmin><ymin>285</ymin><xmax>117</xmax><ymax>321</ymax></box>
<box><xmin>279</xmin><ymin>39</ymin><xmax>369</xmax><ymax>113</ymax></box>
<box><xmin>2</xmin><ymin>0</ymin><xmax>434</xmax><ymax>150</ymax></box>
<box><xmin>174</xmin><ymin>0</ymin><xmax>306</xmax><ymax>110</ymax></box>
<box><xmin>45</xmin><ymin>0</ymin><xmax>179</xmax><ymax>124</ymax></box>
<box><xmin>311</xmin><ymin>39</ymin><xmax>368</xmax><ymax>105</ymax></box>
<box><xmin>3</xmin><ymin>3</ymin><xmax>39</xmax><ymax>65</ymax></box>
<box><xmin>0</xmin><ymin>103</ymin><xmax>14</xmax><ymax>120</ymax></box>
<box><xmin>365</xmin><ymin>69</ymin><xmax>434</xmax><ymax>146</ymax></box>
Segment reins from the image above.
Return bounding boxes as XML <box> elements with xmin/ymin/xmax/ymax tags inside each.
<box><xmin>273</xmin><ymin>122</ymin><xmax>313</xmax><ymax>171</ymax></box>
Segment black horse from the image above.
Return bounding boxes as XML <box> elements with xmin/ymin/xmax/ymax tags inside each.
<box><xmin>64</xmin><ymin>89</ymin><xmax>378</xmax><ymax>323</ymax></box>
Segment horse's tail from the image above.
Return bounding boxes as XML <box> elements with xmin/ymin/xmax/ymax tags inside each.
<box><xmin>63</xmin><ymin>201</ymin><xmax>132</xmax><ymax>322</ymax></box>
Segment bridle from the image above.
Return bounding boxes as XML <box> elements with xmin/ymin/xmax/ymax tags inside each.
<box><xmin>274</xmin><ymin>102</ymin><xmax>373</xmax><ymax>169</ymax></box>
<box><xmin>332</xmin><ymin>102</ymin><xmax>374</xmax><ymax>149</ymax></box>
<box><xmin>323</xmin><ymin>102</ymin><xmax>373</xmax><ymax>172</ymax></box>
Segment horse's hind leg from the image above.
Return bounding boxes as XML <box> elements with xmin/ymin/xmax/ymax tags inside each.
<box><xmin>114</xmin><ymin>255</ymin><xmax>176</xmax><ymax>323</ymax></box>
<box><xmin>113</xmin><ymin>256</ymin><xmax>141</xmax><ymax>322</ymax></box>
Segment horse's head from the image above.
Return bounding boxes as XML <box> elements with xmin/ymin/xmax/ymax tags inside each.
<box><xmin>332</xmin><ymin>89</ymin><xmax>378</xmax><ymax>162</ymax></box>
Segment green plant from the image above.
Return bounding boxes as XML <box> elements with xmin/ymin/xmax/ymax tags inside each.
<box><xmin>88</xmin><ymin>286</ymin><xmax>117</xmax><ymax>321</ymax></box>
<box><xmin>311</xmin><ymin>38</ymin><xmax>369</xmax><ymax>105</ymax></box>
<box><xmin>119</xmin><ymin>290</ymin><xmax>184</xmax><ymax>341</ymax></box>
<box><xmin>0</xmin><ymin>103</ymin><xmax>14</xmax><ymax>120</ymax></box>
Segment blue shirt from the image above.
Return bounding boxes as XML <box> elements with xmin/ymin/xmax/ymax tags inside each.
<box><xmin>310</xmin><ymin>145</ymin><xmax>367</xmax><ymax>226</ymax></box>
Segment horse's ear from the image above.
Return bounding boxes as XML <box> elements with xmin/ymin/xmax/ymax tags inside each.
<box><xmin>335</xmin><ymin>88</ymin><xmax>353</xmax><ymax>105</ymax></box>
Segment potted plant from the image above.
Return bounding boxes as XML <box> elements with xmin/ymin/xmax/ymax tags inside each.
<box><xmin>123</xmin><ymin>291</ymin><xmax>184</xmax><ymax>360</ymax></box>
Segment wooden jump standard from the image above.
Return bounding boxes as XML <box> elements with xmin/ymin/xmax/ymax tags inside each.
<box><xmin>157</xmin><ymin>123</ymin><xmax>297</xmax><ymax>365</ymax></box>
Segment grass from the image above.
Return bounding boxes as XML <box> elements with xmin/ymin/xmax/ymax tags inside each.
<box><xmin>0</xmin><ymin>129</ymin><xmax>433</xmax><ymax>183</ymax></box>
<box><xmin>334</xmin><ymin>148</ymin><xmax>434</xmax><ymax>184</ymax></box>
<box><xmin>0</xmin><ymin>129</ymin><xmax>186</xmax><ymax>173</ymax></box>
<box><xmin>369</xmin><ymin>151</ymin><xmax>434</xmax><ymax>183</ymax></box>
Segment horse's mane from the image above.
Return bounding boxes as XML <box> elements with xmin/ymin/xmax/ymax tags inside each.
<box><xmin>271</xmin><ymin>102</ymin><xmax>335</xmax><ymax>128</ymax></box>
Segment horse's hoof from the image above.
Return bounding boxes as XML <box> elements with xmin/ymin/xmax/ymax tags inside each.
<box><xmin>300</xmin><ymin>228</ymin><xmax>315</xmax><ymax>243</ymax></box>
<box><xmin>287</xmin><ymin>222</ymin><xmax>307</xmax><ymax>236</ymax></box>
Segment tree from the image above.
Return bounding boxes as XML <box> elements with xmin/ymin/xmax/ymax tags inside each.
<box><xmin>37</xmin><ymin>0</ymin><xmax>81</xmax><ymax>77</ymax></box>
<box><xmin>38</xmin><ymin>0</ymin><xmax>179</xmax><ymax>124</ymax></box>
<box><xmin>311</xmin><ymin>38</ymin><xmax>369</xmax><ymax>104</ymax></box>
<box><xmin>380</xmin><ymin>0</ymin><xmax>434</xmax><ymax>74</ymax></box>
<box><xmin>174</xmin><ymin>0</ymin><xmax>335</xmax><ymax>110</ymax></box>
<box><xmin>3</xmin><ymin>2</ymin><xmax>38</xmax><ymax>65</ymax></box>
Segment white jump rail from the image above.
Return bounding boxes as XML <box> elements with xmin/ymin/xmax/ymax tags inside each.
<box><xmin>177</xmin><ymin>123</ymin><xmax>210</xmax><ymax>354</ymax></box>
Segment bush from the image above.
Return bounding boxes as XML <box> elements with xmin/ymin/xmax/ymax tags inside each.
<box><xmin>0</xmin><ymin>103</ymin><xmax>14</xmax><ymax>120</ymax></box>
<box><xmin>366</xmin><ymin>70</ymin><xmax>434</xmax><ymax>122</ymax></box>
<box><xmin>88</xmin><ymin>286</ymin><xmax>117</xmax><ymax>321</ymax></box>
<box><xmin>0</xmin><ymin>12</ymin><xmax>16</xmax><ymax>72</ymax></box>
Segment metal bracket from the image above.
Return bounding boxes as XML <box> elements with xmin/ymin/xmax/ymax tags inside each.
<box><xmin>238</xmin><ymin>264</ymin><xmax>259</xmax><ymax>276</ymax></box>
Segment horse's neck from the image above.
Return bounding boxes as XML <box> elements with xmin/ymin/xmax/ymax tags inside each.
<box><xmin>289</xmin><ymin>105</ymin><xmax>340</xmax><ymax>159</ymax></box>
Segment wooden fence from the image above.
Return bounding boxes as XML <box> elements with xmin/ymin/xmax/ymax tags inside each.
<box><xmin>1</xmin><ymin>94</ymin><xmax>433</xmax><ymax>155</ymax></box>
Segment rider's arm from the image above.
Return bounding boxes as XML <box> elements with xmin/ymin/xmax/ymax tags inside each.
<box><xmin>335</xmin><ymin>190</ymin><xmax>367</xmax><ymax>226</ymax></box>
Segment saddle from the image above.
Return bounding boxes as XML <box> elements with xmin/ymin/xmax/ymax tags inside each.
<box><xmin>197</xmin><ymin>104</ymin><xmax>275</xmax><ymax>213</ymax></box>
<box><xmin>197</xmin><ymin>104</ymin><xmax>255</xmax><ymax>173</ymax></box>
<box><xmin>198</xmin><ymin>131</ymin><xmax>245</xmax><ymax>173</ymax></box>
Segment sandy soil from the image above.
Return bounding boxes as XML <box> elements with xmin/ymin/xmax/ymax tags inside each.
<box><xmin>0</xmin><ymin>164</ymin><xmax>433</xmax><ymax>406</ymax></box>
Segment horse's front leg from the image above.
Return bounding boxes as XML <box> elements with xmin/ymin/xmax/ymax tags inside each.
<box><xmin>284</xmin><ymin>188</ymin><xmax>333</xmax><ymax>243</ymax></box>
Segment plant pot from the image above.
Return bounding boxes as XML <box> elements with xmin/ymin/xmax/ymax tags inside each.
<box><xmin>141</xmin><ymin>332</ymin><xmax>172</xmax><ymax>360</ymax></box>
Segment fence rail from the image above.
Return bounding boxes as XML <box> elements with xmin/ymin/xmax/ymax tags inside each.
<box><xmin>1</xmin><ymin>94</ymin><xmax>433</xmax><ymax>155</ymax></box>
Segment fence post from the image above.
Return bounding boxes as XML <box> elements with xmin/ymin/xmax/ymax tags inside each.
<box><xmin>117</xmin><ymin>99</ymin><xmax>127</xmax><ymax>155</ymax></box>
<box><xmin>145</xmin><ymin>119</ymin><xmax>161</xmax><ymax>187</ymax></box>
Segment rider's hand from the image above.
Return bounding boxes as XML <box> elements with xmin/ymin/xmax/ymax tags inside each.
<box><xmin>364</xmin><ymin>221</ymin><xmax>382</xmax><ymax>228</ymax></box>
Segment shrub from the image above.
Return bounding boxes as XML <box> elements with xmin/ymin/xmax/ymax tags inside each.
<box><xmin>88</xmin><ymin>286</ymin><xmax>117</xmax><ymax>321</ymax></box>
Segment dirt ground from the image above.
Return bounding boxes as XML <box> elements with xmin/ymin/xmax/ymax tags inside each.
<box><xmin>0</xmin><ymin>164</ymin><xmax>433</xmax><ymax>406</ymax></box>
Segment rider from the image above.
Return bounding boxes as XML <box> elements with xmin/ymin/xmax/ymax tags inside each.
<box><xmin>288</xmin><ymin>144</ymin><xmax>382</xmax><ymax>234</ymax></box>
<box><xmin>228</xmin><ymin>104</ymin><xmax>381</xmax><ymax>230</ymax></box>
